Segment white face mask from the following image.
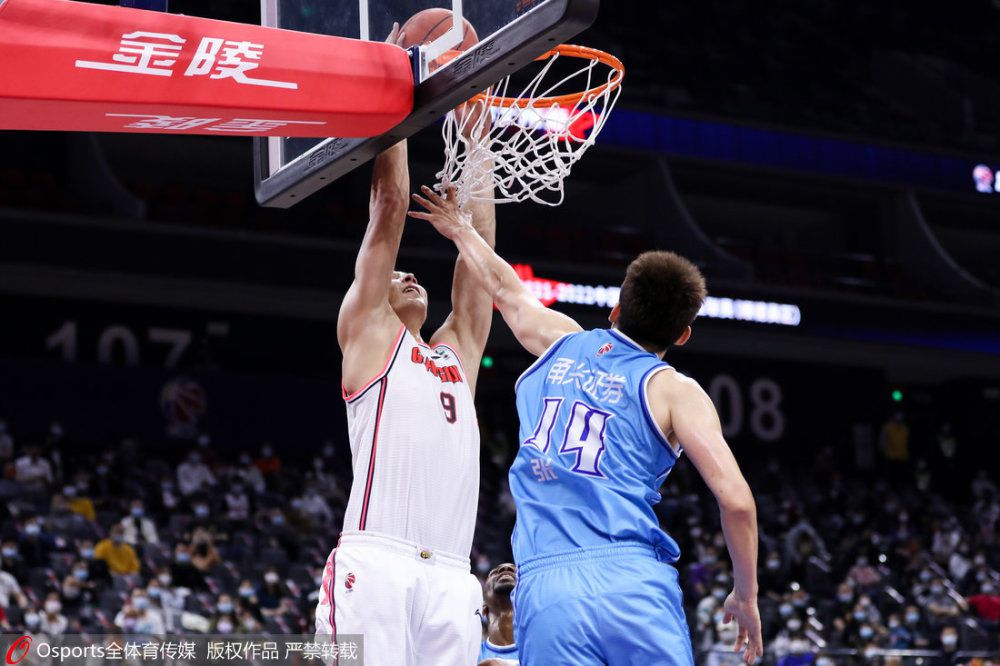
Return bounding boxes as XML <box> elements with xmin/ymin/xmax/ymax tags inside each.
<box><xmin>45</xmin><ymin>600</ymin><xmax>61</xmax><ymax>614</ymax></box>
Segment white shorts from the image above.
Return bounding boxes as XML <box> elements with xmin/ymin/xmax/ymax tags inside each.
<box><xmin>315</xmin><ymin>530</ymin><xmax>483</xmax><ymax>666</ymax></box>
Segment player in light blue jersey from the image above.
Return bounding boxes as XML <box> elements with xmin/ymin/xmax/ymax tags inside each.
<box><xmin>478</xmin><ymin>563</ymin><xmax>519</xmax><ymax>665</ymax></box>
<box><xmin>411</xmin><ymin>186</ymin><xmax>763</xmax><ymax>666</ymax></box>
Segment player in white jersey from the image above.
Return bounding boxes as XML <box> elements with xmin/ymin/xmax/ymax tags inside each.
<box><xmin>315</xmin><ymin>25</ymin><xmax>496</xmax><ymax>663</ymax></box>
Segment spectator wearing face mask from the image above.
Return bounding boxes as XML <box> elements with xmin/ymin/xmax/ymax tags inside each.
<box><xmin>22</xmin><ymin>607</ymin><xmax>42</xmax><ymax>636</ymax></box>
<box><xmin>966</xmin><ymin>580</ymin><xmax>1000</xmax><ymax>621</ymax></box>
<box><xmin>120</xmin><ymin>499</ymin><xmax>158</xmax><ymax>547</ymax></box>
<box><xmin>705</xmin><ymin>606</ymin><xmax>742</xmax><ymax>666</ymax></box>
<box><xmin>213</xmin><ymin>612</ymin><xmax>238</xmax><ymax>635</ymax></box>
<box><xmin>257</xmin><ymin>568</ymin><xmax>286</xmax><ymax>615</ymax></box>
<box><xmin>919</xmin><ymin>577</ymin><xmax>962</xmax><ymax>625</ymax></box>
<box><xmin>885</xmin><ymin>613</ymin><xmax>912</xmax><ymax>648</ymax></box>
<box><xmin>169</xmin><ymin>544</ymin><xmax>207</xmax><ymax>591</ymax></box>
<box><xmin>39</xmin><ymin>593</ymin><xmax>68</xmax><ymax>636</ymax></box>
<box><xmin>113</xmin><ymin>592</ymin><xmax>162</xmax><ymax>636</ymax></box>
<box><xmin>236</xmin><ymin>579</ymin><xmax>261</xmax><ymax>617</ymax></box>
<box><xmin>60</xmin><ymin>561</ymin><xmax>95</xmax><ymax>613</ymax></box>
<box><xmin>60</xmin><ymin>482</ymin><xmax>95</xmax><ymax>521</ymax></box>
<box><xmin>76</xmin><ymin>539</ymin><xmax>112</xmax><ymax>584</ymax></box>
<box><xmin>253</xmin><ymin>444</ymin><xmax>281</xmax><ymax>477</ymax></box>
<box><xmin>177</xmin><ymin>451</ymin><xmax>215</xmax><ymax>497</ymax></box>
<box><xmin>296</xmin><ymin>486</ymin><xmax>333</xmax><ymax>528</ymax></box>
<box><xmin>846</xmin><ymin>556</ymin><xmax>883</xmax><ymax>591</ymax></box>
<box><xmin>930</xmin><ymin>626</ymin><xmax>961</xmax><ymax>666</ymax></box>
<box><xmin>771</xmin><ymin>615</ymin><xmax>813</xmax><ymax>661</ymax></box>
<box><xmin>695</xmin><ymin>585</ymin><xmax>729</xmax><ymax>643</ymax></box>
<box><xmin>147</xmin><ymin>568</ymin><xmax>186</xmax><ymax>633</ymax></box>
<box><xmin>224</xmin><ymin>483</ymin><xmax>251</xmax><ymax>524</ymax></box>
<box><xmin>18</xmin><ymin>518</ymin><xmax>55</xmax><ymax>568</ymax></box>
<box><xmin>93</xmin><ymin>525</ymin><xmax>140</xmax><ymax>577</ymax></box>
<box><xmin>759</xmin><ymin>551</ymin><xmax>785</xmax><ymax>594</ymax></box>
<box><xmin>902</xmin><ymin>605</ymin><xmax>932</xmax><ymax>648</ymax></box>
<box><xmin>0</xmin><ymin>540</ymin><xmax>26</xmax><ymax>582</ymax></box>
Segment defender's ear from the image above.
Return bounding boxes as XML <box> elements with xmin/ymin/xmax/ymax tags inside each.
<box><xmin>609</xmin><ymin>302</ymin><xmax>621</xmax><ymax>324</ymax></box>
<box><xmin>675</xmin><ymin>326</ymin><xmax>692</xmax><ymax>347</ymax></box>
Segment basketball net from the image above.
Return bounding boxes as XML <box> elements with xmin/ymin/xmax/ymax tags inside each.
<box><xmin>437</xmin><ymin>45</ymin><xmax>624</xmax><ymax>207</ymax></box>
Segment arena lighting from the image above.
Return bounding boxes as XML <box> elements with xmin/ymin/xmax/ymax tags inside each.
<box><xmin>512</xmin><ymin>264</ymin><xmax>802</xmax><ymax>327</ymax></box>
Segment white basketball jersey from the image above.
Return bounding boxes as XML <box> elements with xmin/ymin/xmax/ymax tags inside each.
<box><xmin>342</xmin><ymin>326</ymin><xmax>480</xmax><ymax>557</ymax></box>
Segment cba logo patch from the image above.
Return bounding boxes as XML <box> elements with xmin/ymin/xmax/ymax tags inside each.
<box><xmin>597</xmin><ymin>342</ymin><xmax>613</xmax><ymax>357</ymax></box>
<box><xmin>344</xmin><ymin>572</ymin><xmax>356</xmax><ymax>591</ymax></box>
<box><xmin>6</xmin><ymin>635</ymin><xmax>32</xmax><ymax>665</ymax></box>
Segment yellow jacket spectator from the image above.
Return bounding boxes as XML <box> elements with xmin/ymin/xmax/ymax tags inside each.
<box><xmin>62</xmin><ymin>485</ymin><xmax>96</xmax><ymax>521</ymax></box>
<box><xmin>94</xmin><ymin>526</ymin><xmax>140</xmax><ymax>576</ymax></box>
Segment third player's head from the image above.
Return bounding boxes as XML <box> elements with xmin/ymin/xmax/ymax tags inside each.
<box><xmin>610</xmin><ymin>251</ymin><xmax>707</xmax><ymax>354</ymax></box>
<box><xmin>388</xmin><ymin>270</ymin><xmax>429</xmax><ymax>329</ymax></box>
<box><xmin>482</xmin><ymin>562</ymin><xmax>517</xmax><ymax>618</ymax></box>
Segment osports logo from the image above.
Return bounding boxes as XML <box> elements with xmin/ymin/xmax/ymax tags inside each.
<box><xmin>6</xmin><ymin>635</ymin><xmax>32</xmax><ymax>665</ymax></box>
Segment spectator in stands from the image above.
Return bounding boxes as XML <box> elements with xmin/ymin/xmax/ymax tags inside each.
<box><xmin>846</xmin><ymin>556</ymin><xmax>883</xmax><ymax>591</ymax></box>
<box><xmin>0</xmin><ymin>418</ymin><xmax>13</xmax><ymax>465</ymax></box>
<box><xmin>61</xmin><ymin>481</ymin><xmax>95</xmax><ymax>521</ymax></box>
<box><xmin>238</xmin><ymin>608</ymin><xmax>262</xmax><ymax>633</ymax></box>
<box><xmin>879</xmin><ymin>411</ymin><xmax>910</xmax><ymax>479</ymax></box>
<box><xmin>903</xmin><ymin>605</ymin><xmax>933</xmax><ymax>648</ymax></box>
<box><xmin>47</xmin><ymin>492</ymin><xmax>88</xmax><ymax>535</ymax></box>
<box><xmin>224</xmin><ymin>482</ymin><xmax>251</xmax><ymax>524</ymax></box>
<box><xmin>39</xmin><ymin>593</ymin><xmax>67</xmax><ymax>636</ymax></box>
<box><xmin>935</xmin><ymin>422</ymin><xmax>958</xmax><ymax>473</ymax></box>
<box><xmin>972</xmin><ymin>470</ymin><xmax>997</xmax><ymax>500</ymax></box>
<box><xmin>0</xmin><ymin>541</ymin><xmax>25</xmax><ymax>582</ymax></box>
<box><xmin>232</xmin><ymin>453</ymin><xmax>265</xmax><ymax>494</ymax></box>
<box><xmin>18</xmin><ymin>517</ymin><xmax>54</xmax><ymax>568</ymax></box>
<box><xmin>147</xmin><ymin>568</ymin><xmax>185</xmax><ymax>633</ymax></box>
<box><xmin>188</xmin><ymin>527</ymin><xmax>220</xmax><ymax>572</ymax></box>
<box><xmin>296</xmin><ymin>486</ymin><xmax>333</xmax><ymax>527</ymax></box>
<box><xmin>919</xmin><ymin>578</ymin><xmax>962</xmax><ymax>624</ymax></box>
<box><xmin>934</xmin><ymin>626</ymin><xmax>961</xmax><ymax>665</ymax></box>
<box><xmin>60</xmin><ymin>560</ymin><xmax>95</xmax><ymax>613</ymax></box>
<box><xmin>120</xmin><ymin>499</ymin><xmax>158</xmax><ymax>547</ymax></box>
<box><xmin>931</xmin><ymin>518</ymin><xmax>963</xmax><ymax>563</ymax></box>
<box><xmin>169</xmin><ymin>544</ymin><xmax>206</xmax><ymax>591</ymax></box>
<box><xmin>127</xmin><ymin>588</ymin><xmax>165</xmax><ymax>636</ymax></box>
<box><xmin>885</xmin><ymin>612</ymin><xmax>913</xmax><ymax>648</ymax></box>
<box><xmin>176</xmin><ymin>451</ymin><xmax>215</xmax><ymax>497</ymax></box>
<box><xmin>93</xmin><ymin>524</ymin><xmax>140</xmax><ymax>578</ymax></box>
<box><xmin>256</xmin><ymin>568</ymin><xmax>286</xmax><ymax>615</ymax></box>
<box><xmin>759</xmin><ymin>550</ymin><xmax>786</xmax><ymax>594</ymax></box>
<box><xmin>949</xmin><ymin>541</ymin><xmax>973</xmax><ymax>583</ymax></box>
<box><xmin>0</xmin><ymin>560</ymin><xmax>27</xmax><ymax>611</ymax></box>
<box><xmin>213</xmin><ymin>611</ymin><xmax>237</xmax><ymax>634</ymax></box>
<box><xmin>254</xmin><ymin>443</ymin><xmax>282</xmax><ymax>481</ymax></box>
<box><xmin>14</xmin><ymin>446</ymin><xmax>53</xmax><ymax>489</ymax></box>
<box><xmin>967</xmin><ymin>580</ymin><xmax>1000</xmax><ymax>622</ymax></box>
<box><xmin>156</xmin><ymin>478</ymin><xmax>181</xmax><ymax>517</ymax></box>
<box><xmin>76</xmin><ymin>538</ymin><xmax>111</xmax><ymax>584</ymax></box>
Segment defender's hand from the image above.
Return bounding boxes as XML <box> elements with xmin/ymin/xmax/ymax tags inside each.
<box><xmin>723</xmin><ymin>591</ymin><xmax>764</xmax><ymax>664</ymax></box>
<box><xmin>385</xmin><ymin>21</ymin><xmax>406</xmax><ymax>47</ymax></box>
<box><xmin>409</xmin><ymin>185</ymin><xmax>472</xmax><ymax>240</ymax></box>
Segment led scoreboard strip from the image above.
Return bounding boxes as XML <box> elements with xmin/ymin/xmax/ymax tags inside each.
<box><xmin>513</xmin><ymin>264</ymin><xmax>802</xmax><ymax>327</ymax></box>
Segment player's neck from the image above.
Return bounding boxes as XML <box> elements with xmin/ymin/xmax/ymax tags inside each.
<box><xmin>488</xmin><ymin>613</ymin><xmax>515</xmax><ymax>647</ymax></box>
<box><xmin>609</xmin><ymin>324</ymin><xmax>666</xmax><ymax>359</ymax></box>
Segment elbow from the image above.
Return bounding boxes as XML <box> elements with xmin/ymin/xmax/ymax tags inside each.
<box><xmin>719</xmin><ymin>486</ymin><xmax>756</xmax><ymax>518</ymax></box>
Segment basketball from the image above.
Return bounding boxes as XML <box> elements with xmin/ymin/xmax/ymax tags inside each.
<box><xmin>400</xmin><ymin>8</ymin><xmax>478</xmax><ymax>55</ymax></box>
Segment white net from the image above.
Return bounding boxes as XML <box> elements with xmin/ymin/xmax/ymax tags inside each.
<box><xmin>436</xmin><ymin>45</ymin><xmax>623</xmax><ymax>207</ymax></box>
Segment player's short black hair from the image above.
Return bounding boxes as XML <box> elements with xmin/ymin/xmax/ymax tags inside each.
<box><xmin>617</xmin><ymin>251</ymin><xmax>707</xmax><ymax>351</ymax></box>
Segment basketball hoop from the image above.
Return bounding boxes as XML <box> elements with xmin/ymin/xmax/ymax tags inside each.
<box><xmin>437</xmin><ymin>44</ymin><xmax>624</xmax><ymax>207</ymax></box>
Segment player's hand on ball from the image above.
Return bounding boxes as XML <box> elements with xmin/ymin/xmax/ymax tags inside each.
<box><xmin>409</xmin><ymin>184</ymin><xmax>472</xmax><ymax>240</ymax></box>
<box><xmin>385</xmin><ymin>21</ymin><xmax>406</xmax><ymax>47</ymax></box>
<box><xmin>723</xmin><ymin>591</ymin><xmax>764</xmax><ymax>664</ymax></box>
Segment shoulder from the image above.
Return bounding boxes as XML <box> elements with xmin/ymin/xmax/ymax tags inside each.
<box><xmin>646</xmin><ymin>366</ymin><xmax>708</xmax><ymax>402</ymax></box>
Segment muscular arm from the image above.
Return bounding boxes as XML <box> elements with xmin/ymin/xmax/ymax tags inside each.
<box><xmin>430</xmin><ymin>186</ymin><xmax>497</xmax><ymax>392</ymax></box>
<box><xmin>410</xmin><ymin>186</ymin><xmax>581</xmax><ymax>357</ymax></box>
<box><xmin>648</xmin><ymin>370</ymin><xmax>763</xmax><ymax>663</ymax></box>
<box><xmin>337</xmin><ymin>139</ymin><xmax>409</xmax><ymax>393</ymax></box>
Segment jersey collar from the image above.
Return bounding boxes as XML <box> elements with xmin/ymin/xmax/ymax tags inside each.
<box><xmin>608</xmin><ymin>328</ymin><xmax>648</xmax><ymax>353</ymax></box>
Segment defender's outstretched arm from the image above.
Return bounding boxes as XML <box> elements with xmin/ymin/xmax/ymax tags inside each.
<box><xmin>411</xmin><ymin>185</ymin><xmax>581</xmax><ymax>357</ymax></box>
<box><xmin>648</xmin><ymin>371</ymin><xmax>763</xmax><ymax>664</ymax></box>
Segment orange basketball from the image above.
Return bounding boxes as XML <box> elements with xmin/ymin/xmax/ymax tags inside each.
<box><xmin>400</xmin><ymin>8</ymin><xmax>478</xmax><ymax>53</ymax></box>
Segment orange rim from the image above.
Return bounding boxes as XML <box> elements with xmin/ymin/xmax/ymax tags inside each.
<box><xmin>440</xmin><ymin>44</ymin><xmax>624</xmax><ymax>108</ymax></box>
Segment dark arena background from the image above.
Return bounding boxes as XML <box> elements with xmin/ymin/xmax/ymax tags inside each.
<box><xmin>1</xmin><ymin>1</ymin><xmax>1000</xmax><ymax>664</ymax></box>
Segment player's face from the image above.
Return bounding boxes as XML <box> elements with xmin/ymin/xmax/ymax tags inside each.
<box><xmin>484</xmin><ymin>562</ymin><xmax>517</xmax><ymax>610</ymax></box>
<box><xmin>388</xmin><ymin>270</ymin><xmax>428</xmax><ymax>317</ymax></box>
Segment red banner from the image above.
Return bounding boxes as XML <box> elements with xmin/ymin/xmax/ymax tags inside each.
<box><xmin>0</xmin><ymin>0</ymin><xmax>413</xmax><ymax>136</ymax></box>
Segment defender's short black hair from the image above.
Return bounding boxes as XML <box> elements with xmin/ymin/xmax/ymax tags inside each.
<box><xmin>617</xmin><ymin>251</ymin><xmax>707</xmax><ymax>351</ymax></box>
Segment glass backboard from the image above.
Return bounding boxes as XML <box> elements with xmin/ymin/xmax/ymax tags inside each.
<box><xmin>253</xmin><ymin>0</ymin><xmax>598</xmax><ymax>208</ymax></box>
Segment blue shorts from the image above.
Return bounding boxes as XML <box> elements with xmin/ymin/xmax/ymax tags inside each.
<box><xmin>513</xmin><ymin>543</ymin><xmax>693</xmax><ymax>666</ymax></box>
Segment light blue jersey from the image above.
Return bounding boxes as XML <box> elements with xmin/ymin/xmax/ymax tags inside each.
<box><xmin>511</xmin><ymin>328</ymin><xmax>681</xmax><ymax>564</ymax></box>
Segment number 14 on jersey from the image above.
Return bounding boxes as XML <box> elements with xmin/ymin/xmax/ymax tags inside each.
<box><xmin>524</xmin><ymin>398</ymin><xmax>611</xmax><ymax>478</ymax></box>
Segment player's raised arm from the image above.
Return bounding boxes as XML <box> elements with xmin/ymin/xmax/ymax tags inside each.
<box><xmin>648</xmin><ymin>371</ymin><xmax>763</xmax><ymax>664</ymax></box>
<box><xmin>410</xmin><ymin>185</ymin><xmax>581</xmax><ymax>357</ymax></box>
<box><xmin>428</xmin><ymin>179</ymin><xmax>497</xmax><ymax>393</ymax></box>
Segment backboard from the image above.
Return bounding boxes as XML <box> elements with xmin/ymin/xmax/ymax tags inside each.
<box><xmin>253</xmin><ymin>0</ymin><xmax>599</xmax><ymax>208</ymax></box>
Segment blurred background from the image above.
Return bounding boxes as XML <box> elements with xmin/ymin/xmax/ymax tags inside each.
<box><xmin>0</xmin><ymin>1</ymin><xmax>998</xmax><ymax>664</ymax></box>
